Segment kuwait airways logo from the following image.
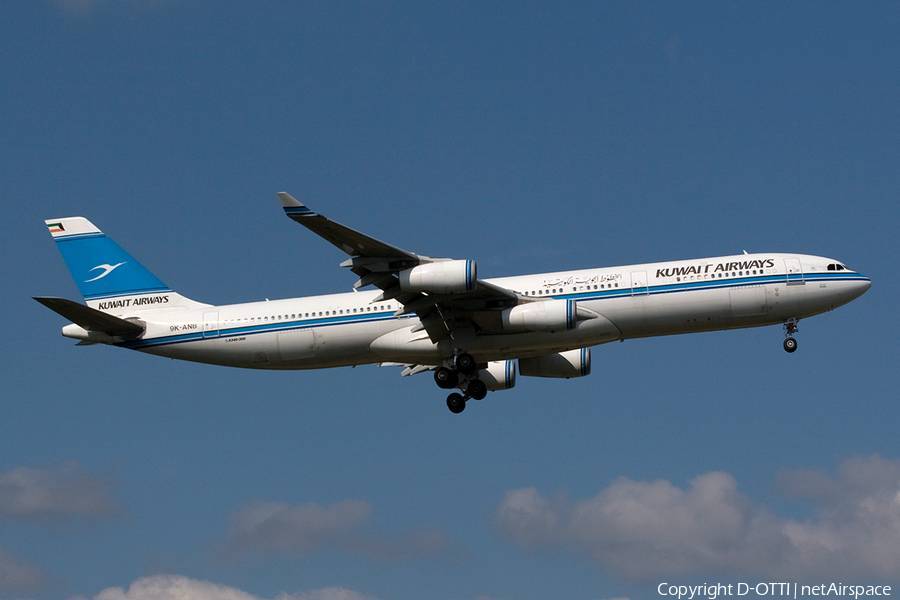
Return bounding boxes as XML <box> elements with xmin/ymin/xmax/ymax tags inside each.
<box><xmin>85</xmin><ymin>262</ymin><xmax>126</xmax><ymax>282</ymax></box>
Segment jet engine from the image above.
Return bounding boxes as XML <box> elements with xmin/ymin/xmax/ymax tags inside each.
<box><xmin>518</xmin><ymin>348</ymin><xmax>591</xmax><ymax>379</ymax></box>
<box><xmin>477</xmin><ymin>360</ymin><xmax>517</xmax><ymax>391</ymax></box>
<box><xmin>399</xmin><ymin>260</ymin><xmax>476</xmax><ymax>294</ymax></box>
<box><xmin>501</xmin><ymin>299</ymin><xmax>576</xmax><ymax>332</ymax></box>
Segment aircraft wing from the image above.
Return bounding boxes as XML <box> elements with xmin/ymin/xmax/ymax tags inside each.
<box><xmin>278</xmin><ymin>193</ymin><xmax>522</xmax><ymax>343</ymax></box>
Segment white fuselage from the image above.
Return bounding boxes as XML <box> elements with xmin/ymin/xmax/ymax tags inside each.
<box><xmin>99</xmin><ymin>252</ymin><xmax>869</xmax><ymax>370</ymax></box>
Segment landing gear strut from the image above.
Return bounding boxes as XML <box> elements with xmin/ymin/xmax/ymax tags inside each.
<box><xmin>783</xmin><ymin>319</ymin><xmax>798</xmax><ymax>353</ymax></box>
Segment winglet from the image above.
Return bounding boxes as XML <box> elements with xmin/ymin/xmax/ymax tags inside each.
<box><xmin>277</xmin><ymin>192</ymin><xmax>315</xmax><ymax>218</ymax></box>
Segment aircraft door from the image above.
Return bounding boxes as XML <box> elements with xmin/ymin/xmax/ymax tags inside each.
<box><xmin>202</xmin><ymin>311</ymin><xmax>219</xmax><ymax>338</ymax></box>
<box><xmin>630</xmin><ymin>270</ymin><xmax>649</xmax><ymax>295</ymax></box>
<box><xmin>784</xmin><ymin>258</ymin><xmax>804</xmax><ymax>286</ymax></box>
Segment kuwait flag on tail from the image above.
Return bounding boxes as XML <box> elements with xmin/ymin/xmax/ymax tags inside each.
<box><xmin>48</xmin><ymin>222</ymin><xmax>65</xmax><ymax>233</ymax></box>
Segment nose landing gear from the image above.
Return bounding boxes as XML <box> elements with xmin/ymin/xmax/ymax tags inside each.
<box><xmin>783</xmin><ymin>319</ymin><xmax>799</xmax><ymax>353</ymax></box>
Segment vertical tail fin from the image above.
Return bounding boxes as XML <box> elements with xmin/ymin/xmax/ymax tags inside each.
<box><xmin>45</xmin><ymin>217</ymin><xmax>208</xmax><ymax>314</ymax></box>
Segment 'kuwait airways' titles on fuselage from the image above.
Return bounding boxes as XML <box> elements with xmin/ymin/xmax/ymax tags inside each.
<box><xmin>656</xmin><ymin>258</ymin><xmax>776</xmax><ymax>279</ymax></box>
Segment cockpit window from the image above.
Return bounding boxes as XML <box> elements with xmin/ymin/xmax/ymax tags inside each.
<box><xmin>827</xmin><ymin>263</ymin><xmax>849</xmax><ymax>271</ymax></box>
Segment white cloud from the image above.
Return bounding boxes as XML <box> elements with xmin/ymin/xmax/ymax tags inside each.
<box><xmin>85</xmin><ymin>574</ymin><xmax>377</xmax><ymax>600</ymax></box>
<box><xmin>225</xmin><ymin>499</ymin><xmax>371</xmax><ymax>557</ymax></box>
<box><xmin>0</xmin><ymin>544</ymin><xmax>49</xmax><ymax>594</ymax></box>
<box><xmin>224</xmin><ymin>500</ymin><xmax>466</xmax><ymax>561</ymax></box>
<box><xmin>494</xmin><ymin>455</ymin><xmax>900</xmax><ymax>581</ymax></box>
<box><xmin>0</xmin><ymin>461</ymin><xmax>123</xmax><ymax>524</ymax></box>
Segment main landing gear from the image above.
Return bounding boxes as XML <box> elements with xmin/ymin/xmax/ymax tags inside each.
<box><xmin>783</xmin><ymin>318</ymin><xmax>799</xmax><ymax>353</ymax></box>
<box><xmin>436</xmin><ymin>353</ymin><xmax>486</xmax><ymax>414</ymax></box>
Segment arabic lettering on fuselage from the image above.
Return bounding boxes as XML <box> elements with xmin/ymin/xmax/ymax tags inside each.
<box><xmin>542</xmin><ymin>273</ymin><xmax>621</xmax><ymax>288</ymax></box>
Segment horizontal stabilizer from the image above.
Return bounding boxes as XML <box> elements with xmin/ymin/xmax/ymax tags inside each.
<box><xmin>34</xmin><ymin>297</ymin><xmax>144</xmax><ymax>337</ymax></box>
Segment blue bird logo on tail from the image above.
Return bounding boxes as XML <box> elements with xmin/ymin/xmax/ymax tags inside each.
<box><xmin>85</xmin><ymin>262</ymin><xmax>126</xmax><ymax>283</ymax></box>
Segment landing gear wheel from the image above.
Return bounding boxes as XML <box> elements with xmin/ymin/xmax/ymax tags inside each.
<box><xmin>456</xmin><ymin>353</ymin><xmax>476</xmax><ymax>375</ymax></box>
<box><xmin>467</xmin><ymin>378</ymin><xmax>487</xmax><ymax>401</ymax></box>
<box><xmin>784</xmin><ymin>337</ymin><xmax>798</xmax><ymax>353</ymax></box>
<box><xmin>446</xmin><ymin>393</ymin><xmax>466</xmax><ymax>414</ymax></box>
<box><xmin>434</xmin><ymin>367</ymin><xmax>459</xmax><ymax>389</ymax></box>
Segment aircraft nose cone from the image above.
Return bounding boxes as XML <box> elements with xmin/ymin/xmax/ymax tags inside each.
<box><xmin>853</xmin><ymin>275</ymin><xmax>872</xmax><ymax>299</ymax></box>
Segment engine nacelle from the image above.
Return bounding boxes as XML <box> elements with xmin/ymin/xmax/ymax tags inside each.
<box><xmin>501</xmin><ymin>299</ymin><xmax>576</xmax><ymax>332</ymax></box>
<box><xmin>478</xmin><ymin>360</ymin><xmax>516</xmax><ymax>391</ymax></box>
<box><xmin>518</xmin><ymin>348</ymin><xmax>591</xmax><ymax>379</ymax></box>
<box><xmin>399</xmin><ymin>260</ymin><xmax>476</xmax><ymax>294</ymax></box>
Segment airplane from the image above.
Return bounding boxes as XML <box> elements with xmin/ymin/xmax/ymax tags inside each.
<box><xmin>36</xmin><ymin>193</ymin><xmax>871</xmax><ymax>413</ymax></box>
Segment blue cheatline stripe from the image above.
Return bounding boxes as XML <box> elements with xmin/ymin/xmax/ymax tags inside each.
<box><xmin>117</xmin><ymin>270</ymin><xmax>869</xmax><ymax>351</ymax></box>
<box><xmin>552</xmin><ymin>271</ymin><xmax>869</xmax><ymax>303</ymax></box>
<box><xmin>118</xmin><ymin>311</ymin><xmax>407</xmax><ymax>350</ymax></box>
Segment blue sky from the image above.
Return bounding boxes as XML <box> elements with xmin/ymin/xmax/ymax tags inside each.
<box><xmin>1</xmin><ymin>2</ymin><xmax>897</xmax><ymax>599</ymax></box>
